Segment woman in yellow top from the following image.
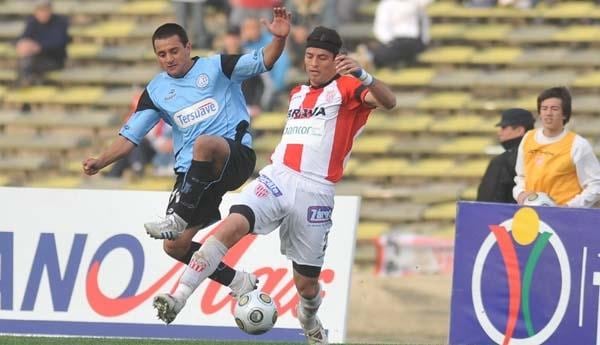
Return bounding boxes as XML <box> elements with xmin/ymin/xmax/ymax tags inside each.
<box><xmin>514</xmin><ymin>86</ymin><xmax>600</xmax><ymax>207</ymax></box>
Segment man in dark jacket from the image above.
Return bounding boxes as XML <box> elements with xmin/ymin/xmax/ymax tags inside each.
<box><xmin>477</xmin><ymin>108</ymin><xmax>535</xmax><ymax>203</ymax></box>
<box><xmin>15</xmin><ymin>0</ymin><xmax>69</xmax><ymax>86</ymax></box>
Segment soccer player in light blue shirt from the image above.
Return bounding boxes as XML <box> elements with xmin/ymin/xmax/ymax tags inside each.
<box><xmin>83</xmin><ymin>7</ymin><xmax>292</xmax><ymax>298</ymax></box>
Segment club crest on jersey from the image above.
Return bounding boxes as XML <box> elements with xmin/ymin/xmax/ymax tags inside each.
<box><xmin>196</xmin><ymin>73</ymin><xmax>210</xmax><ymax>89</ymax></box>
<box><xmin>288</xmin><ymin>107</ymin><xmax>326</xmax><ymax>119</ymax></box>
<box><xmin>307</xmin><ymin>206</ymin><xmax>333</xmax><ymax>224</ymax></box>
<box><xmin>254</xmin><ymin>183</ymin><xmax>269</xmax><ymax>198</ymax></box>
<box><xmin>257</xmin><ymin>175</ymin><xmax>282</xmax><ymax>197</ymax></box>
<box><xmin>325</xmin><ymin>90</ymin><xmax>336</xmax><ymax>103</ymax></box>
<box><xmin>173</xmin><ymin>98</ymin><xmax>219</xmax><ymax>128</ymax></box>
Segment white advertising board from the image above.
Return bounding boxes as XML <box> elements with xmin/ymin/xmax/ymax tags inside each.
<box><xmin>0</xmin><ymin>187</ymin><xmax>359</xmax><ymax>343</ymax></box>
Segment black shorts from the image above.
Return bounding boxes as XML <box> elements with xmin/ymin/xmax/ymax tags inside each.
<box><xmin>166</xmin><ymin>138</ymin><xmax>256</xmax><ymax>228</ymax></box>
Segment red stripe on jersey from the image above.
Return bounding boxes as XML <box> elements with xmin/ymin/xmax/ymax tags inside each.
<box><xmin>283</xmin><ymin>144</ymin><xmax>303</xmax><ymax>172</ymax></box>
<box><xmin>327</xmin><ymin>106</ymin><xmax>369</xmax><ymax>182</ymax></box>
<box><xmin>282</xmin><ymin>86</ymin><xmax>324</xmax><ymax>171</ymax></box>
<box><xmin>327</xmin><ymin>77</ymin><xmax>370</xmax><ymax>182</ymax></box>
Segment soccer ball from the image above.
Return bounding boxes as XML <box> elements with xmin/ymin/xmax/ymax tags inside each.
<box><xmin>523</xmin><ymin>192</ymin><xmax>556</xmax><ymax>207</ymax></box>
<box><xmin>234</xmin><ymin>290</ymin><xmax>278</xmax><ymax>335</ymax></box>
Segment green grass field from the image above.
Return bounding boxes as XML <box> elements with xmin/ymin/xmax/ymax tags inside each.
<box><xmin>0</xmin><ymin>337</ymin><xmax>310</xmax><ymax>345</ymax></box>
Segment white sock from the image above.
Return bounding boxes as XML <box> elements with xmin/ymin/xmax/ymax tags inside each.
<box><xmin>172</xmin><ymin>236</ymin><xmax>228</xmax><ymax>301</ymax></box>
<box><xmin>298</xmin><ymin>286</ymin><xmax>322</xmax><ymax>331</ymax></box>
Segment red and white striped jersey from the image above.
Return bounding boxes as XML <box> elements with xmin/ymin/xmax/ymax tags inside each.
<box><xmin>270</xmin><ymin>75</ymin><xmax>373</xmax><ymax>184</ymax></box>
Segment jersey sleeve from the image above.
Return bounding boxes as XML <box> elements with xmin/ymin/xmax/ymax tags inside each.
<box><xmin>340</xmin><ymin>76</ymin><xmax>371</xmax><ymax>111</ymax></box>
<box><xmin>221</xmin><ymin>48</ymin><xmax>268</xmax><ymax>83</ymax></box>
<box><xmin>119</xmin><ymin>88</ymin><xmax>161</xmax><ymax>145</ymax></box>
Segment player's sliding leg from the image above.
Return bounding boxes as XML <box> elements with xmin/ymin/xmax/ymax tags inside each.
<box><xmin>162</xmin><ymin>227</ymin><xmax>258</xmax><ymax>300</ymax></box>
<box><xmin>153</xmin><ymin>214</ymin><xmax>251</xmax><ymax>324</ymax></box>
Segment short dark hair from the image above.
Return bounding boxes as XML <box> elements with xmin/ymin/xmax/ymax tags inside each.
<box><xmin>537</xmin><ymin>86</ymin><xmax>572</xmax><ymax>125</ymax></box>
<box><xmin>152</xmin><ymin>23</ymin><xmax>189</xmax><ymax>51</ymax></box>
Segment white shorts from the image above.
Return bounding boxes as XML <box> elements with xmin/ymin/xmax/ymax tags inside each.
<box><xmin>234</xmin><ymin>164</ymin><xmax>335</xmax><ymax>267</ymax></box>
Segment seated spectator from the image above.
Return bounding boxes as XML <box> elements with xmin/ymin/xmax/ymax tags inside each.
<box><xmin>15</xmin><ymin>0</ymin><xmax>69</xmax><ymax>86</ymax></box>
<box><xmin>465</xmin><ymin>0</ymin><xmax>497</xmax><ymax>7</ymax></box>
<box><xmin>107</xmin><ymin>121</ymin><xmax>175</xmax><ymax>178</ymax></box>
<box><xmin>149</xmin><ymin>120</ymin><xmax>175</xmax><ymax>176</ymax></box>
<box><xmin>241</xmin><ymin>16</ymin><xmax>290</xmax><ymax>110</ymax></box>
<box><xmin>229</xmin><ymin>0</ymin><xmax>278</xmax><ymax>27</ymax></box>
<box><xmin>221</xmin><ymin>26</ymin><xmax>266</xmax><ymax>118</ymax></box>
<box><xmin>288</xmin><ymin>0</ymin><xmax>342</xmax><ymax>29</ymax></box>
<box><xmin>171</xmin><ymin>0</ymin><xmax>210</xmax><ymax>49</ymax></box>
<box><xmin>369</xmin><ymin>0</ymin><xmax>431</xmax><ymax>69</ymax></box>
<box><xmin>107</xmin><ymin>91</ymin><xmax>174</xmax><ymax>178</ymax></box>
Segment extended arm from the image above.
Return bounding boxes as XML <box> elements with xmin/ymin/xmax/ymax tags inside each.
<box><xmin>82</xmin><ymin>136</ymin><xmax>136</xmax><ymax>175</ymax></box>
<box><xmin>261</xmin><ymin>7</ymin><xmax>291</xmax><ymax>69</ymax></box>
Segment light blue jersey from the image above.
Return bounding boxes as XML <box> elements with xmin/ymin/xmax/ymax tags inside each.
<box><xmin>120</xmin><ymin>49</ymin><xmax>268</xmax><ymax>173</ymax></box>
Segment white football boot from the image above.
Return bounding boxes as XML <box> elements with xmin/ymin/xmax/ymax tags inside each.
<box><xmin>144</xmin><ymin>213</ymin><xmax>187</xmax><ymax>240</ymax></box>
<box><xmin>297</xmin><ymin>304</ymin><xmax>328</xmax><ymax>344</ymax></box>
<box><xmin>153</xmin><ymin>293</ymin><xmax>186</xmax><ymax>324</ymax></box>
<box><xmin>304</xmin><ymin>317</ymin><xmax>328</xmax><ymax>345</ymax></box>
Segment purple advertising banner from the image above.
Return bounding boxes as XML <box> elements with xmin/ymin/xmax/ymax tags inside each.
<box><xmin>450</xmin><ymin>201</ymin><xmax>600</xmax><ymax>345</ymax></box>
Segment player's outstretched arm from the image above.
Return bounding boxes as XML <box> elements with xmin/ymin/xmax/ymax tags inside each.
<box><xmin>82</xmin><ymin>136</ymin><xmax>136</xmax><ymax>175</ymax></box>
<box><xmin>334</xmin><ymin>54</ymin><xmax>397</xmax><ymax>110</ymax></box>
<box><xmin>261</xmin><ymin>6</ymin><xmax>291</xmax><ymax>69</ymax></box>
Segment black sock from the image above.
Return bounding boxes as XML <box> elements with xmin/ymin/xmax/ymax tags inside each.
<box><xmin>174</xmin><ymin>160</ymin><xmax>215</xmax><ymax>222</ymax></box>
<box><xmin>180</xmin><ymin>242</ymin><xmax>236</xmax><ymax>286</ymax></box>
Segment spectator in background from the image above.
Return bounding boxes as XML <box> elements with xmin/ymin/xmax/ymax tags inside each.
<box><xmin>514</xmin><ymin>87</ymin><xmax>600</xmax><ymax>207</ymax></box>
<box><xmin>222</xmin><ymin>26</ymin><xmax>265</xmax><ymax>117</ymax></box>
<box><xmin>149</xmin><ymin>121</ymin><xmax>175</xmax><ymax>176</ymax></box>
<box><xmin>241</xmin><ymin>16</ymin><xmax>290</xmax><ymax>109</ymax></box>
<box><xmin>477</xmin><ymin>108</ymin><xmax>535</xmax><ymax>203</ymax></box>
<box><xmin>369</xmin><ymin>0</ymin><xmax>431</xmax><ymax>69</ymax></box>
<box><xmin>287</xmin><ymin>0</ymin><xmax>336</xmax><ymax>29</ymax></box>
<box><xmin>171</xmin><ymin>0</ymin><xmax>210</xmax><ymax>48</ymax></box>
<box><xmin>286</xmin><ymin>0</ymin><xmax>337</xmax><ymax>67</ymax></box>
<box><xmin>15</xmin><ymin>0</ymin><xmax>69</xmax><ymax>86</ymax></box>
<box><xmin>229</xmin><ymin>0</ymin><xmax>279</xmax><ymax>27</ymax></box>
<box><xmin>107</xmin><ymin>122</ymin><xmax>175</xmax><ymax>178</ymax></box>
<box><xmin>107</xmin><ymin>91</ymin><xmax>174</xmax><ymax>178</ymax></box>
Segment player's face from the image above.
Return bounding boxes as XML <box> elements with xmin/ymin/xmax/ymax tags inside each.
<box><xmin>539</xmin><ymin>97</ymin><xmax>565</xmax><ymax>135</ymax></box>
<box><xmin>154</xmin><ymin>35</ymin><xmax>192</xmax><ymax>78</ymax></box>
<box><xmin>304</xmin><ymin>47</ymin><xmax>336</xmax><ymax>87</ymax></box>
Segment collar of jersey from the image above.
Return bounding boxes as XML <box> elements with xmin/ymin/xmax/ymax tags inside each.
<box><xmin>307</xmin><ymin>74</ymin><xmax>341</xmax><ymax>89</ymax></box>
<box><xmin>169</xmin><ymin>56</ymin><xmax>199</xmax><ymax>79</ymax></box>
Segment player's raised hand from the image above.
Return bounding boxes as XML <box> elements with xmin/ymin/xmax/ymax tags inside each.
<box><xmin>262</xmin><ymin>6</ymin><xmax>291</xmax><ymax>39</ymax></box>
<box><xmin>82</xmin><ymin>157</ymin><xmax>102</xmax><ymax>176</ymax></box>
<box><xmin>334</xmin><ymin>54</ymin><xmax>362</xmax><ymax>77</ymax></box>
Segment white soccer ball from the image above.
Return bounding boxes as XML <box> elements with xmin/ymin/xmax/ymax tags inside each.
<box><xmin>523</xmin><ymin>192</ymin><xmax>556</xmax><ymax>207</ymax></box>
<box><xmin>234</xmin><ymin>290</ymin><xmax>278</xmax><ymax>335</ymax></box>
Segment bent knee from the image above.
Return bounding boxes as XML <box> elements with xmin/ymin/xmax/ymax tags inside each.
<box><xmin>193</xmin><ymin>136</ymin><xmax>229</xmax><ymax>159</ymax></box>
<box><xmin>162</xmin><ymin>240</ymin><xmax>189</xmax><ymax>260</ymax></box>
